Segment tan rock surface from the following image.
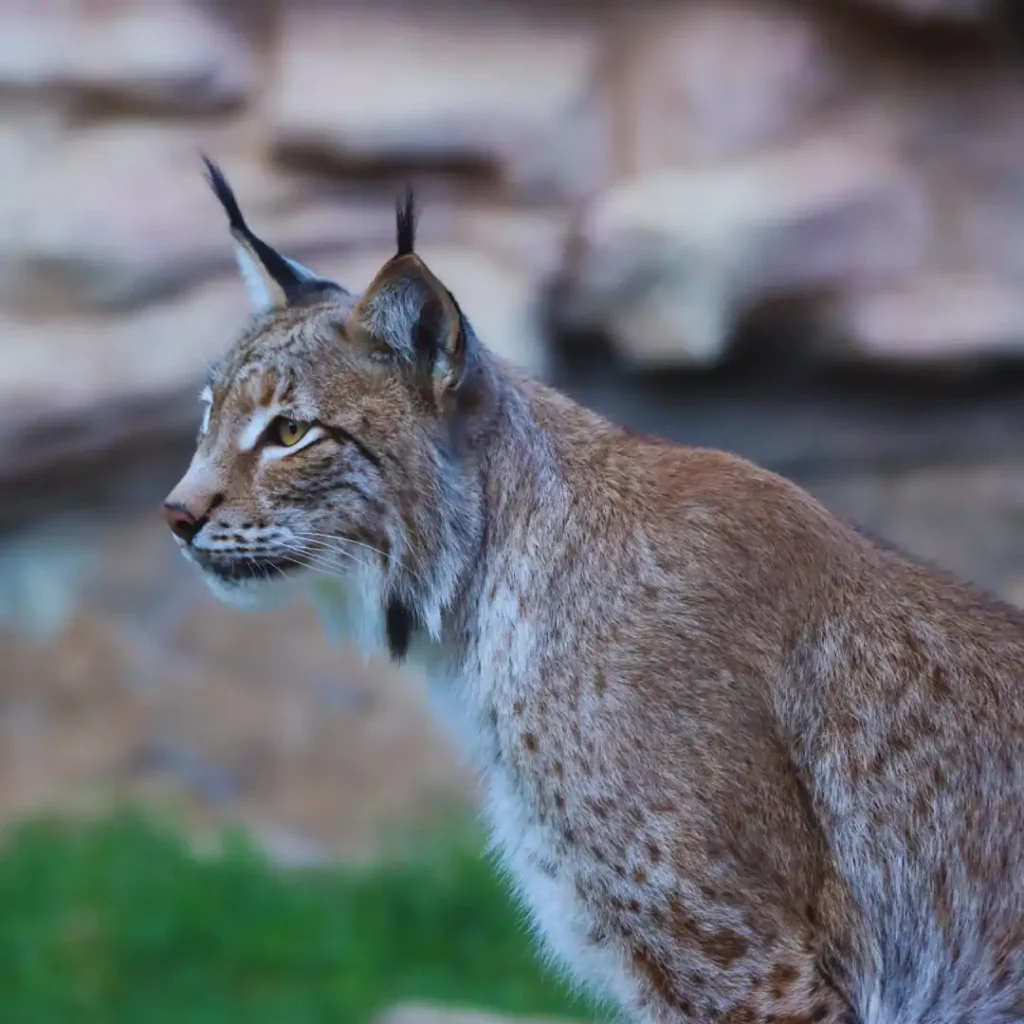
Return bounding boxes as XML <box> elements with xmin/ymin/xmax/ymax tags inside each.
<box><xmin>0</xmin><ymin>280</ymin><xmax>242</xmax><ymax>418</ymax></box>
<box><xmin>847</xmin><ymin>0</ymin><xmax>997</xmax><ymax>20</ymax></box>
<box><xmin>0</xmin><ymin>513</ymin><xmax>473</xmax><ymax>861</ymax></box>
<box><xmin>4</xmin><ymin>0</ymin><xmax>1024</xmax><ymax>391</ymax></box>
<box><xmin>0</xmin><ymin>0</ymin><xmax>253</xmax><ymax>113</ymax></box>
<box><xmin>558</xmin><ymin>123</ymin><xmax>925</xmax><ymax>366</ymax></box>
<box><xmin>0</xmin><ymin>277</ymin><xmax>250</xmax><ymax>486</ymax></box>
<box><xmin>554</xmin><ymin>1</ymin><xmax>1024</xmax><ymax>367</ymax></box>
<box><xmin>828</xmin><ymin>274</ymin><xmax>1024</xmax><ymax>363</ymax></box>
<box><xmin>0</xmin><ymin>129</ymin><xmax>400</xmax><ymax>313</ymax></box>
<box><xmin>270</xmin><ymin>8</ymin><xmax>602</xmax><ymax>199</ymax></box>
<box><xmin>609</xmin><ymin>0</ymin><xmax>843</xmax><ymax>177</ymax></box>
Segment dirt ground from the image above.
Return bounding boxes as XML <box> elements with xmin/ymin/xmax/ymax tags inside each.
<box><xmin>0</xmin><ymin>511</ymin><xmax>474</xmax><ymax>864</ymax></box>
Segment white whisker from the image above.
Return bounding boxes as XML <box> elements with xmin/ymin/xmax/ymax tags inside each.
<box><xmin>296</xmin><ymin>530</ymin><xmax>430</xmax><ymax>588</ymax></box>
<box><xmin>275</xmin><ymin>542</ymin><xmax>362</xmax><ymax>582</ymax></box>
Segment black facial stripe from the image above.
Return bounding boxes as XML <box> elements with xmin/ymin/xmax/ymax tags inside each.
<box><xmin>202</xmin><ymin>154</ymin><xmax>304</xmax><ymax>299</ymax></box>
<box><xmin>385</xmin><ymin>599</ymin><xmax>416</xmax><ymax>661</ymax></box>
<box><xmin>321</xmin><ymin>424</ymin><xmax>382</xmax><ymax>470</ymax></box>
<box><xmin>285</xmin><ymin>471</ymin><xmax>373</xmax><ymax>507</ymax></box>
<box><xmin>395</xmin><ymin>187</ymin><xmax>417</xmax><ymax>256</ymax></box>
<box><xmin>200</xmin><ymin>554</ymin><xmax>302</xmax><ymax>582</ymax></box>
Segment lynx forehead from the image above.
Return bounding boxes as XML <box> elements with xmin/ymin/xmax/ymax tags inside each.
<box><xmin>164</xmin><ymin>160</ymin><xmax>1024</xmax><ymax>1024</ymax></box>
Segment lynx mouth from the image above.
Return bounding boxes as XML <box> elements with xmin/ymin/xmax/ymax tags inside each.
<box><xmin>194</xmin><ymin>552</ymin><xmax>304</xmax><ymax>584</ymax></box>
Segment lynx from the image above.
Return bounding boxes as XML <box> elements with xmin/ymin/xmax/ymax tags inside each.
<box><xmin>164</xmin><ymin>159</ymin><xmax>1024</xmax><ymax>1024</ymax></box>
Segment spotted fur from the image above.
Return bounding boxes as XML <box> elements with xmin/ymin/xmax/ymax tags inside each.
<box><xmin>165</xmin><ymin>163</ymin><xmax>1024</xmax><ymax>1024</ymax></box>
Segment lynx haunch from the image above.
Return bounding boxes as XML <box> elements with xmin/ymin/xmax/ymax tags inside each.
<box><xmin>164</xmin><ymin>159</ymin><xmax>1024</xmax><ymax>1024</ymax></box>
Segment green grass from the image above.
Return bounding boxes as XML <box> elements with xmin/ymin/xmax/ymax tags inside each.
<box><xmin>0</xmin><ymin>812</ymin><xmax>594</xmax><ymax>1024</ymax></box>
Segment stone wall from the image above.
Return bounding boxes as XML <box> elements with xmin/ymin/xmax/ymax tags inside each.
<box><xmin>556</xmin><ymin>1</ymin><xmax>1024</xmax><ymax>368</ymax></box>
<box><xmin>4</xmin><ymin>0</ymin><xmax>1024</xmax><ymax>484</ymax></box>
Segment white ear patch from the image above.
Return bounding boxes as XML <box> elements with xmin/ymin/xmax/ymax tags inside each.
<box><xmin>235</xmin><ymin>244</ymin><xmax>278</xmax><ymax>314</ymax></box>
<box><xmin>235</xmin><ymin>244</ymin><xmax>329</xmax><ymax>315</ymax></box>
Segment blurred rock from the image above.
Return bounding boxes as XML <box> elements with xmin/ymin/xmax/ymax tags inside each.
<box><xmin>555</xmin><ymin>125</ymin><xmax>925</xmax><ymax>366</ymax></box>
<box><xmin>0</xmin><ymin>98</ymin><xmax>64</xmax><ymax>176</ymax></box>
<box><xmin>0</xmin><ymin>279</ymin><xmax>243</xmax><ymax>481</ymax></box>
<box><xmin>2</xmin><ymin>0</ymin><xmax>1022</xmax><ymax>387</ymax></box>
<box><xmin>0</xmin><ymin>514</ymin><xmax>473</xmax><ymax>856</ymax></box>
<box><xmin>828</xmin><ymin>273</ymin><xmax>1024</xmax><ymax>363</ymax></box>
<box><xmin>0</xmin><ymin>126</ymin><xmax>242</xmax><ymax>312</ymax></box>
<box><xmin>550</xmin><ymin>1</ymin><xmax>1024</xmax><ymax>368</ymax></box>
<box><xmin>610</xmin><ymin>1</ymin><xmax>842</xmax><ymax>176</ymax></box>
<box><xmin>0</xmin><ymin>279</ymin><xmax>241</xmax><ymax>419</ymax></box>
<box><xmin>270</xmin><ymin>8</ymin><xmax>602</xmax><ymax>200</ymax></box>
<box><xmin>1000</xmin><ymin>579</ymin><xmax>1024</xmax><ymax>609</ymax></box>
<box><xmin>375</xmin><ymin>1006</ymin><xmax>582</xmax><ymax>1024</ymax></box>
<box><xmin>0</xmin><ymin>0</ymin><xmax>253</xmax><ymax>113</ymax></box>
<box><xmin>453</xmin><ymin>201</ymin><xmax>575</xmax><ymax>283</ymax></box>
<box><xmin>0</xmin><ymin>521</ymin><xmax>99</xmax><ymax>639</ymax></box>
<box><xmin>0</xmin><ymin>128</ymin><xmax>399</xmax><ymax>313</ymax></box>
<box><xmin>847</xmin><ymin>0</ymin><xmax>997</xmax><ymax>21</ymax></box>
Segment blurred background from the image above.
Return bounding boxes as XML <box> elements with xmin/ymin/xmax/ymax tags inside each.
<box><xmin>3</xmin><ymin>0</ymin><xmax>1024</xmax><ymax>1020</ymax></box>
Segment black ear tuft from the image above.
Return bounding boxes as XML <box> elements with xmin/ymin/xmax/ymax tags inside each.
<box><xmin>201</xmin><ymin>153</ymin><xmax>247</xmax><ymax>235</ymax></box>
<box><xmin>395</xmin><ymin>187</ymin><xmax>417</xmax><ymax>257</ymax></box>
<box><xmin>200</xmin><ymin>151</ymin><xmax>305</xmax><ymax>298</ymax></box>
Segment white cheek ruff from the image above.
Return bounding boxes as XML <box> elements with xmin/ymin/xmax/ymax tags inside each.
<box><xmin>308</xmin><ymin>560</ymin><xmax>388</xmax><ymax>664</ymax></box>
<box><xmin>202</xmin><ymin>573</ymin><xmax>297</xmax><ymax>612</ymax></box>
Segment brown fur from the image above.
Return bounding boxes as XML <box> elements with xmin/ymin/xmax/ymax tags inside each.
<box><xmin>165</xmin><ymin>175</ymin><xmax>1024</xmax><ymax>1024</ymax></box>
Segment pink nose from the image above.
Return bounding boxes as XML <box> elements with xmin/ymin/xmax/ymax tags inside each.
<box><xmin>162</xmin><ymin>503</ymin><xmax>200</xmax><ymax>543</ymax></box>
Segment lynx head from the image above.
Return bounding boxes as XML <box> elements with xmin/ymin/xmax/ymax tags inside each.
<box><xmin>163</xmin><ymin>158</ymin><xmax>495</xmax><ymax>660</ymax></box>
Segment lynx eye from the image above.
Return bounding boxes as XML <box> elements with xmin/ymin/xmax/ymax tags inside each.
<box><xmin>269</xmin><ymin>417</ymin><xmax>310</xmax><ymax>448</ymax></box>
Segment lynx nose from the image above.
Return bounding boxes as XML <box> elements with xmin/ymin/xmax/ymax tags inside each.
<box><xmin>162</xmin><ymin>503</ymin><xmax>202</xmax><ymax>544</ymax></box>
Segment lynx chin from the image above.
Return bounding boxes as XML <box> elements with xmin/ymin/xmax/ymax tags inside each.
<box><xmin>164</xmin><ymin>158</ymin><xmax>1024</xmax><ymax>1024</ymax></box>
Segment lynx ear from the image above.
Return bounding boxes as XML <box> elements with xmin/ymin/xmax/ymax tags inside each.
<box><xmin>347</xmin><ymin>190</ymin><xmax>469</xmax><ymax>403</ymax></box>
<box><xmin>202</xmin><ymin>154</ymin><xmax>347</xmax><ymax>313</ymax></box>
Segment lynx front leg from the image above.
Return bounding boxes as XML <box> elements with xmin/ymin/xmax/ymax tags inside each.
<box><xmin>566</xmin><ymin>737</ymin><xmax>864</xmax><ymax>1023</ymax></box>
<box><xmin>621</xmin><ymin>923</ymin><xmax>856</xmax><ymax>1024</ymax></box>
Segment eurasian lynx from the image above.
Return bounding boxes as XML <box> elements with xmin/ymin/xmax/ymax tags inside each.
<box><xmin>164</xmin><ymin>160</ymin><xmax>1024</xmax><ymax>1024</ymax></box>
